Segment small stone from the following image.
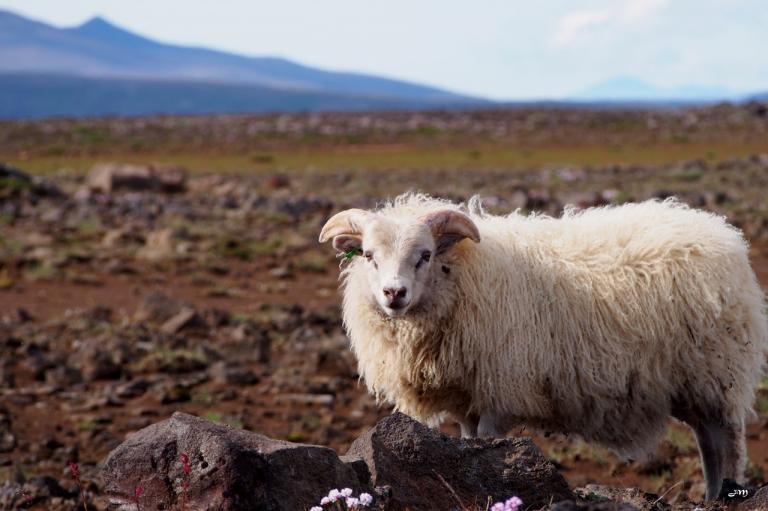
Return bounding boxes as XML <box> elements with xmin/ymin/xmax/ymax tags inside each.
<box><xmin>208</xmin><ymin>361</ymin><xmax>259</xmax><ymax>385</ymax></box>
<box><xmin>134</xmin><ymin>292</ymin><xmax>186</xmax><ymax>324</ymax></box>
<box><xmin>160</xmin><ymin>307</ymin><xmax>203</xmax><ymax>335</ymax></box>
<box><xmin>68</xmin><ymin>340</ymin><xmax>121</xmax><ymax>382</ymax></box>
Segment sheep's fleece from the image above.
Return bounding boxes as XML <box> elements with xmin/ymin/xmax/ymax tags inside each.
<box><xmin>321</xmin><ymin>194</ymin><xmax>768</xmax><ymax>495</ymax></box>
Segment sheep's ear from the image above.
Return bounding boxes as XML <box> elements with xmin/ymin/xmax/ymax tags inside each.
<box><xmin>319</xmin><ymin>208</ymin><xmax>373</xmax><ymax>244</ymax></box>
<box><xmin>332</xmin><ymin>234</ymin><xmax>362</xmax><ymax>254</ymax></box>
<box><xmin>421</xmin><ymin>209</ymin><xmax>480</xmax><ymax>253</ymax></box>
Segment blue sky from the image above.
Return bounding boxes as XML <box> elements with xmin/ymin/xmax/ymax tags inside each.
<box><xmin>2</xmin><ymin>0</ymin><xmax>766</xmax><ymax>100</ymax></box>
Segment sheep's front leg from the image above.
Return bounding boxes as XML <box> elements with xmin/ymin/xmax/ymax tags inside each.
<box><xmin>458</xmin><ymin>419</ymin><xmax>478</xmax><ymax>438</ymax></box>
<box><xmin>478</xmin><ymin>412</ymin><xmax>504</xmax><ymax>438</ymax></box>
<box><xmin>454</xmin><ymin>413</ymin><xmax>479</xmax><ymax>438</ymax></box>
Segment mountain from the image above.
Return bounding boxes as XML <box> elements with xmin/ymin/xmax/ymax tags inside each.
<box><xmin>0</xmin><ymin>73</ymin><xmax>485</xmax><ymax>118</ymax></box>
<box><xmin>0</xmin><ymin>9</ymin><xmax>485</xmax><ymax>118</ymax></box>
<box><xmin>573</xmin><ymin>76</ymin><xmax>741</xmax><ymax>102</ymax></box>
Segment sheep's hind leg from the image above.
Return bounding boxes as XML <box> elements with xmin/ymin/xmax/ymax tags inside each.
<box><xmin>690</xmin><ymin>418</ymin><xmax>747</xmax><ymax>500</ymax></box>
<box><xmin>691</xmin><ymin>421</ymin><xmax>727</xmax><ymax>501</ymax></box>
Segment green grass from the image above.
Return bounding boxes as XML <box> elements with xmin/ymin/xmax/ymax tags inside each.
<box><xmin>294</xmin><ymin>250</ymin><xmax>329</xmax><ymax>273</ymax></box>
<box><xmin>130</xmin><ymin>348</ymin><xmax>209</xmax><ymax>373</ymax></box>
<box><xmin>665</xmin><ymin>427</ymin><xmax>696</xmax><ymax>456</ymax></box>
<box><xmin>202</xmin><ymin>411</ymin><xmax>244</xmax><ymax>429</ymax></box>
<box><xmin>10</xmin><ymin>139</ymin><xmax>768</xmax><ymax>175</ymax></box>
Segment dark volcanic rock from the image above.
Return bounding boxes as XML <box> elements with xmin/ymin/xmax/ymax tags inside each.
<box><xmin>0</xmin><ymin>406</ymin><xmax>16</xmax><ymax>452</ymax></box>
<box><xmin>208</xmin><ymin>360</ymin><xmax>259</xmax><ymax>385</ymax></box>
<box><xmin>0</xmin><ymin>162</ymin><xmax>60</xmax><ymax>198</ymax></box>
<box><xmin>342</xmin><ymin>412</ymin><xmax>573</xmax><ymax>510</ymax></box>
<box><xmin>69</xmin><ymin>339</ymin><xmax>122</xmax><ymax>381</ymax></box>
<box><xmin>549</xmin><ymin>501</ymin><xmax>639</xmax><ymax>510</ymax></box>
<box><xmin>101</xmin><ymin>412</ymin><xmax>366</xmax><ymax>511</ymax></box>
<box><xmin>101</xmin><ymin>411</ymin><xmax>577</xmax><ymax>511</ymax></box>
<box><xmin>738</xmin><ymin>485</ymin><xmax>768</xmax><ymax>510</ymax></box>
<box><xmin>576</xmin><ymin>485</ymin><xmax>669</xmax><ymax>510</ymax></box>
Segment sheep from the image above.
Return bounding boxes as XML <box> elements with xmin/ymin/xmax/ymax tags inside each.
<box><xmin>318</xmin><ymin>193</ymin><xmax>768</xmax><ymax>501</ymax></box>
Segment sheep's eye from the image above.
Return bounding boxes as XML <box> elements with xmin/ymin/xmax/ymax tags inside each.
<box><xmin>416</xmin><ymin>250</ymin><xmax>431</xmax><ymax>268</ymax></box>
<box><xmin>364</xmin><ymin>251</ymin><xmax>373</xmax><ymax>261</ymax></box>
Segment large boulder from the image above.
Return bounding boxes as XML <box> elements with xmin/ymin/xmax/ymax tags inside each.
<box><xmin>0</xmin><ymin>162</ymin><xmax>60</xmax><ymax>198</ymax></box>
<box><xmin>343</xmin><ymin>412</ymin><xmax>573</xmax><ymax>510</ymax></box>
<box><xmin>100</xmin><ymin>412</ymin><xmax>367</xmax><ymax>511</ymax></box>
<box><xmin>101</xmin><ymin>411</ymin><xmax>575</xmax><ymax>511</ymax></box>
<box><xmin>87</xmin><ymin>162</ymin><xmax>187</xmax><ymax>193</ymax></box>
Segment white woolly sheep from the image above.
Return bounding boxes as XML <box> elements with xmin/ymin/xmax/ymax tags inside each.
<box><xmin>319</xmin><ymin>193</ymin><xmax>768</xmax><ymax>500</ymax></box>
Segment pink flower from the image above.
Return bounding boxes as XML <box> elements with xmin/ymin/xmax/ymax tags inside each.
<box><xmin>320</xmin><ymin>496</ymin><xmax>331</xmax><ymax>505</ymax></box>
<box><xmin>359</xmin><ymin>492</ymin><xmax>373</xmax><ymax>506</ymax></box>
<box><xmin>68</xmin><ymin>462</ymin><xmax>80</xmax><ymax>479</ymax></box>
<box><xmin>180</xmin><ymin>453</ymin><xmax>190</xmax><ymax>475</ymax></box>
<box><xmin>346</xmin><ymin>497</ymin><xmax>360</xmax><ymax>508</ymax></box>
<box><xmin>310</xmin><ymin>507</ymin><xmax>322</xmax><ymax>511</ymax></box>
<box><xmin>341</xmin><ymin>488</ymin><xmax>353</xmax><ymax>497</ymax></box>
<box><xmin>490</xmin><ymin>496</ymin><xmax>523</xmax><ymax>511</ymax></box>
<box><xmin>327</xmin><ymin>489</ymin><xmax>341</xmax><ymax>502</ymax></box>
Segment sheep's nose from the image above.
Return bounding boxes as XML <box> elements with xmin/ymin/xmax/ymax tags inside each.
<box><xmin>383</xmin><ymin>286</ymin><xmax>408</xmax><ymax>308</ymax></box>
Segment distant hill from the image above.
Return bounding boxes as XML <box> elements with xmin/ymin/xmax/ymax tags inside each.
<box><xmin>0</xmin><ymin>9</ymin><xmax>485</xmax><ymax>118</ymax></box>
<box><xmin>0</xmin><ymin>73</ymin><xmax>487</xmax><ymax>118</ymax></box>
<box><xmin>574</xmin><ymin>76</ymin><xmax>742</xmax><ymax>102</ymax></box>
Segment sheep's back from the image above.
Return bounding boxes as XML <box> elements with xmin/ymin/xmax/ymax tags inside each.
<box><xmin>455</xmin><ymin>200</ymin><xmax>767</xmax><ymax>455</ymax></box>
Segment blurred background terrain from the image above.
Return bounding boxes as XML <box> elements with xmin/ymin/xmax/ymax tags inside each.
<box><xmin>2</xmin><ymin>104</ymin><xmax>768</xmax><ymax>509</ymax></box>
<box><xmin>1</xmin><ymin>1</ymin><xmax>768</xmax><ymax>509</ymax></box>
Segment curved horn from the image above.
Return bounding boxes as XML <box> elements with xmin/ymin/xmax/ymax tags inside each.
<box><xmin>421</xmin><ymin>209</ymin><xmax>480</xmax><ymax>252</ymax></box>
<box><xmin>318</xmin><ymin>208</ymin><xmax>374</xmax><ymax>243</ymax></box>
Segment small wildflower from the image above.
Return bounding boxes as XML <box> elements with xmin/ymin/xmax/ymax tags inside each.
<box><xmin>346</xmin><ymin>497</ymin><xmax>360</xmax><ymax>508</ymax></box>
<box><xmin>310</xmin><ymin>507</ymin><xmax>323</xmax><ymax>511</ymax></box>
<box><xmin>359</xmin><ymin>492</ymin><xmax>373</xmax><ymax>506</ymax></box>
<box><xmin>68</xmin><ymin>462</ymin><xmax>89</xmax><ymax>511</ymax></box>
<box><xmin>328</xmin><ymin>489</ymin><xmax>341</xmax><ymax>502</ymax></box>
<box><xmin>180</xmin><ymin>452</ymin><xmax>190</xmax><ymax>475</ymax></box>
<box><xmin>320</xmin><ymin>496</ymin><xmax>331</xmax><ymax>505</ymax></box>
<box><xmin>341</xmin><ymin>488</ymin><xmax>353</xmax><ymax>497</ymax></box>
<box><xmin>134</xmin><ymin>486</ymin><xmax>143</xmax><ymax>511</ymax></box>
<box><xmin>490</xmin><ymin>495</ymin><xmax>523</xmax><ymax>511</ymax></box>
<box><xmin>179</xmin><ymin>453</ymin><xmax>190</xmax><ymax>511</ymax></box>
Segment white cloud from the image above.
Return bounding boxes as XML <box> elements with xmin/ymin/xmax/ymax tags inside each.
<box><xmin>621</xmin><ymin>0</ymin><xmax>670</xmax><ymax>22</ymax></box>
<box><xmin>552</xmin><ymin>9</ymin><xmax>611</xmax><ymax>47</ymax></box>
<box><xmin>552</xmin><ymin>0</ymin><xmax>669</xmax><ymax>47</ymax></box>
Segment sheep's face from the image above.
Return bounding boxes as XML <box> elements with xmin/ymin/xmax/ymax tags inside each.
<box><xmin>319</xmin><ymin>208</ymin><xmax>480</xmax><ymax>317</ymax></box>
<box><xmin>358</xmin><ymin>219</ymin><xmax>435</xmax><ymax>316</ymax></box>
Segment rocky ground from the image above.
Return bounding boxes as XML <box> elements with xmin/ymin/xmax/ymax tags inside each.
<box><xmin>1</xmin><ymin>105</ymin><xmax>768</xmax><ymax>510</ymax></box>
